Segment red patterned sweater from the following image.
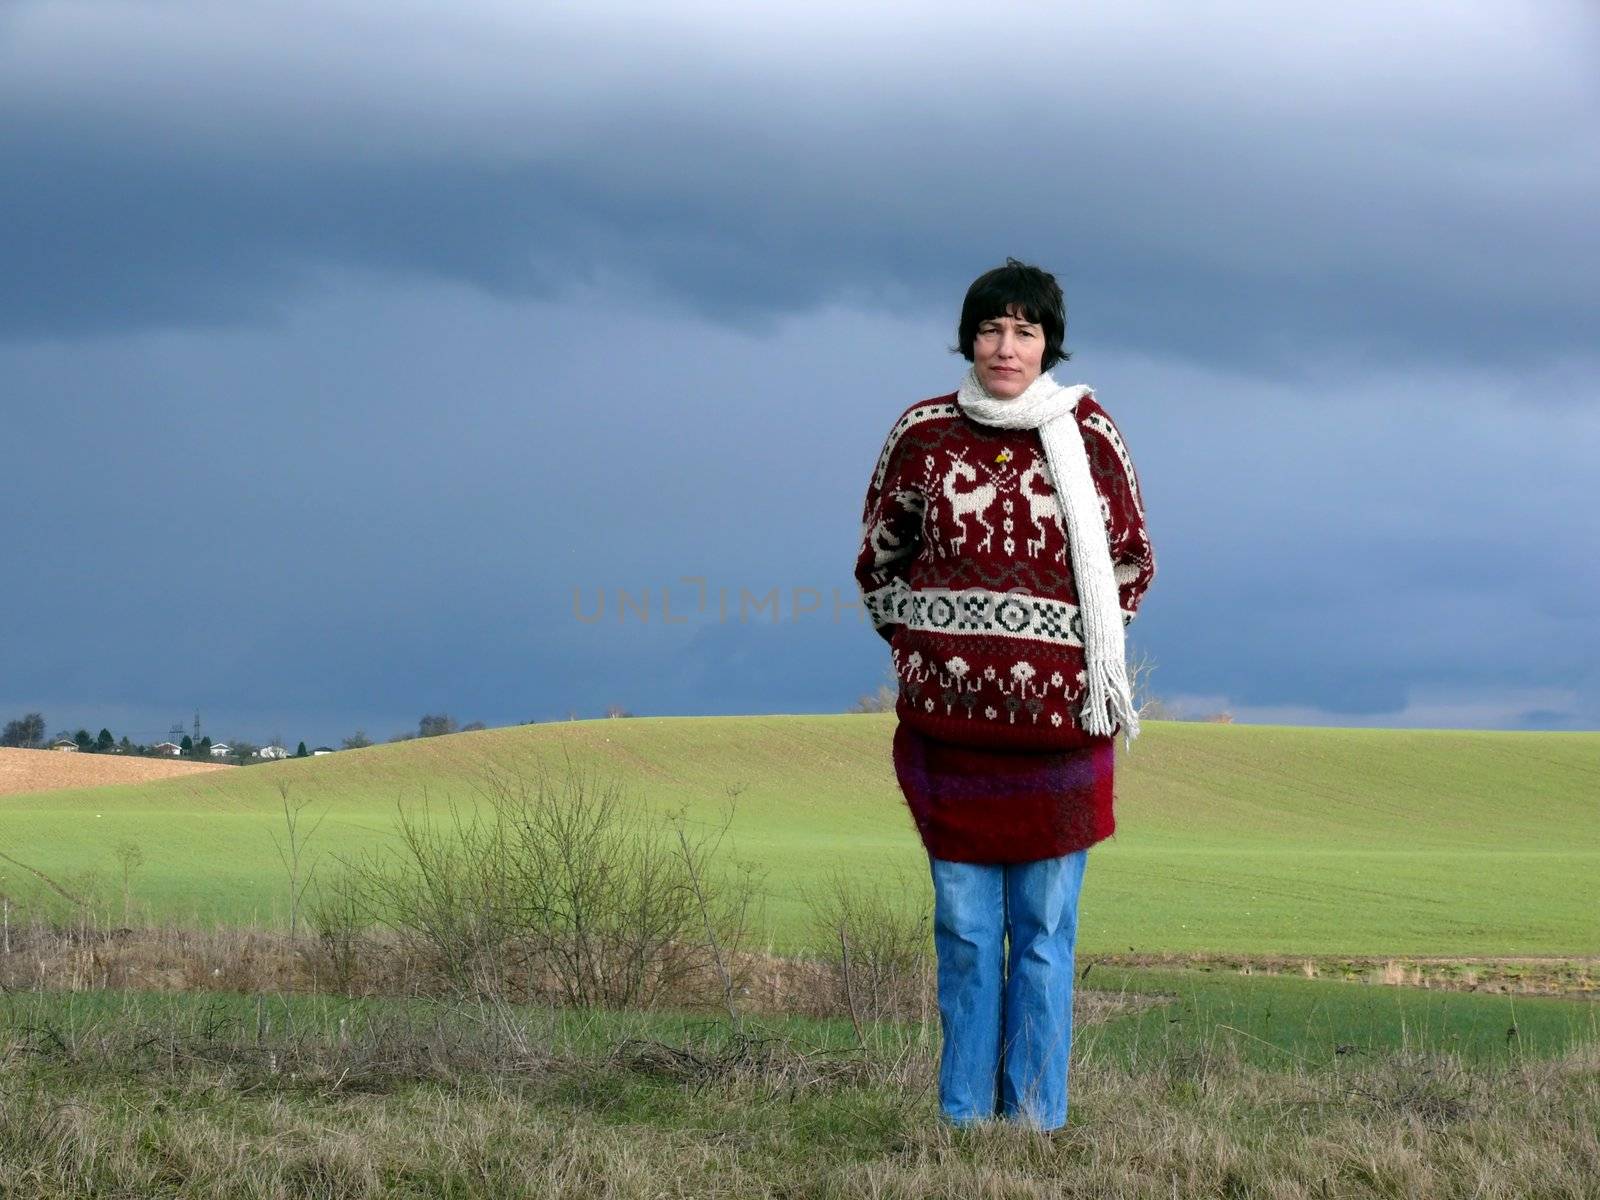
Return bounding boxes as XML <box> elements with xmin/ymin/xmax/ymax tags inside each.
<box><xmin>854</xmin><ymin>389</ymin><xmax>1156</xmax><ymax>861</ymax></box>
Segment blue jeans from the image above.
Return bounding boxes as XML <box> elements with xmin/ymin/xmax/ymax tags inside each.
<box><xmin>928</xmin><ymin>850</ymin><xmax>1089</xmax><ymax>1130</ymax></box>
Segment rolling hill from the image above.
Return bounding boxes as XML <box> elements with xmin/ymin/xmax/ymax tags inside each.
<box><xmin>2</xmin><ymin>716</ymin><xmax>1595</xmax><ymax>957</ymax></box>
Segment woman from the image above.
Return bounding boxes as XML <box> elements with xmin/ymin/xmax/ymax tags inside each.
<box><xmin>852</xmin><ymin>258</ymin><xmax>1156</xmax><ymax>1130</ymax></box>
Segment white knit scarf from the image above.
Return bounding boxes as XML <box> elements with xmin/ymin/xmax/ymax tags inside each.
<box><xmin>956</xmin><ymin>366</ymin><xmax>1140</xmax><ymax>744</ymax></box>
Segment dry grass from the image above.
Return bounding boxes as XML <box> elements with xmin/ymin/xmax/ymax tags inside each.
<box><xmin>1</xmin><ymin>992</ymin><xmax>1596</xmax><ymax>1199</ymax></box>
<box><xmin>9</xmin><ymin>922</ymin><xmax>1593</xmax><ymax>1021</ymax></box>
<box><xmin>3</xmin><ymin>892</ymin><xmax>1597</xmax><ymax>1197</ymax></box>
<box><xmin>1097</xmin><ymin>950</ymin><xmax>1600</xmax><ymax>997</ymax></box>
<box><xmin>0</xmin><ymin>920</ymin><xmax>1166</xmax><ymax>1033</ymax></box>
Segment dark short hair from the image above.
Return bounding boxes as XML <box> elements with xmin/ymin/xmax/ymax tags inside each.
<box><xmin>956</xmin><ymin>257</ymin><xmax>1069</xmax><ymax>369</ymax></box>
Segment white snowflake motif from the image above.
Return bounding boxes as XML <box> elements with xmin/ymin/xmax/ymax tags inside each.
<box><xmin>1049</xmin><ymin>671</ymin><xmax>1064</xmax><ymax>688</ymax></box>
<box><xmin>1003</xmin><ymin>537</ymin><xmax>1016</xmax><ymax>555</ymax></box>
<box><xmin>1010</xmin><ymin>661</ymin><xmax>1036</xmax><ymax>684</ymax></box>
<box><xmin>909</xmin><ymin>651</ymin><xmax>923</xmax><ymax>669</ymax></box>
<box><xmin>925</xmin><ymin>698</ymin><xmax>935</xmax><ymax>712</ymax></box>
<box><xmin>984</xmin><ymin>706</ymin><xmax>998</xmax><ymax>720</ymax></box>
<box><xmin>1050</xmin><ymin>712</ymin><xmax>1063</xmax><ymax>727</ymax></box>
<box><xmin>946</xmin><ymin>656</ymin><xmax>969</xmax><ymax>678</ymax></box>
<box><xmin>982</xmin><ymin>665</ymin><xmax>997</xmax><ymax>682</ymax></box>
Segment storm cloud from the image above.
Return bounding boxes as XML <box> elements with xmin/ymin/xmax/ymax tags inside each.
<box><xmin>2</xmin><ymin>0</ymin><xmax>1596</xmax><ymax>744</ymax></box>
<box><xmin>5</xmin><ymin>1</ymin><xmax>1597</xmax><ymax>367</ymax></box>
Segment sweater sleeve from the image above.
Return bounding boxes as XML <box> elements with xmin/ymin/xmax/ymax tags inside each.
<box><xmin>1078</xmin><ymin>397</ymin><xmax>1156</xmax><ymax>622</ymax></box>
<box><xmin>854</xmin><ymin>415</ymin><xmax>926</xmax><ymax>645</ymax></box>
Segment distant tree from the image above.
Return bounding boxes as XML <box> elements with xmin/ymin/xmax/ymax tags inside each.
<box><xmin>341</xmin><ymin>729</ymin><xmax>373</xmax><ymax>750</ymax></box>
<box><xmin>230</xmin><ymin>740</ymin><xmax>260</xmax><ymax>761</ymax></box>
<box><xmin>848</xmin><ymin>685</ymin><xmax>896</xmax><ymax>714</ymax></box>
<box><xmin>198</xmin><ymin>735</ymin><xmax>213</xmax><ymax>757</ymax></box>
<box><xmin>74</xmin><ymin>729</ymin><xmax>94</xmax><ymax>752</ymax></box>
<box><xmin>460</xmin><ymin>720</ymin><xmax>487</xmax><ymax>732</ymax></box>
<box><xmin>96</xmin><ymin>728</ymin><xmax>115</xmax><ymax>753</ymax></box>
<box><xmin>1127</xmin><ymin>640</ymin><xmax>1169</xmax><ymax>719</ymax></box>
<box><xmin>847</xmin><ymin>663</ymin><xmax>899</xmax><ymax>714</ymax></box>
<box><xmin>604</xmin><ymin>704</ymin><xmax>636</xmax><ymax>719</ymax></box>
<box><xmin>418</xmin><ymin>713</ymin><xmax>458</xmax><ymax>738</ymax></box>
<box><xmin>180</xmin><ymin>734</ymin><xmax>194</xmax><ymax>755</ymax></box>
<box><xmin>388</xmin><ymin>730</ymin><xmax>416</xmax><ymax>743</ymax></box>
<box><xmin>118</xmin><ymin>735</ymin><xmax>133</xmax><ymax>754</ymax></box>
<box><xmin>296</xmin><ymin>741</ymin><xmax>309</xmax><ymax>758</ymax></box>
<box><xmin>1</xmin><ymin>712</ymin><xmax>46</xmax><ymax>748</ymax></box>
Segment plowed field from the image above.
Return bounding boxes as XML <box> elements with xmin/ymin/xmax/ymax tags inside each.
<box><xmin>0</xmin><ymin>746</ymin><xmax>230</xmax><ymax>796</ymax></box>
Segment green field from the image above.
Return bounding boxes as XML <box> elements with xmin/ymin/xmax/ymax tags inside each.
<box><xmin>2</xmin><ymin>716</ymin><xmax>1597</xmax><ymax>957</ymax></box>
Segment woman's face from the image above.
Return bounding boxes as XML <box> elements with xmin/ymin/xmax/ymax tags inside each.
<box><xmin>972</xmin><ymin>307</ymin><xmax>1045</xmax><ymax>398</ymax></box>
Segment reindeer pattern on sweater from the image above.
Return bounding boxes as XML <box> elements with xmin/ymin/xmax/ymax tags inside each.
<box><xmin>855</xmin><ymin>391</ymin><xmax>1155</xmax><ymax>752</ymax></box>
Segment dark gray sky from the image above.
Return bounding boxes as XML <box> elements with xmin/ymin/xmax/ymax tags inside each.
<box><xmin>3</xmin><ymin>1</ymin><xmax>1597</xmax><ymax>746</ymax></box>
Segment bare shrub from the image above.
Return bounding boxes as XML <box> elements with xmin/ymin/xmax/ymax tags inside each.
<box><xmin>302</xmin><ymin>869</ymin><xmax>377</xmax><ymax>995</ymax></box>
<box><xmin>803</xmin><ymin>865</ymin><xmax>934</xmax><ymax>1033</ymax></box>
<box><xmin>270</xmin><ymin>781</ymin><xmax>326</xmax><ymax>941</ymax></box>
<box><xmin>112</xmin><ymin>841</ymin><xmax>144</xmax><ymax>927</ymax></box>
<box><xmin>337</xmin><ymin>788</ymin><xmax>520</xmax><ymax>1000</ymax></box>
<box><xmin>336</xmin><ymin>759</ymin><xmax>761</xmax><ymax>1012</ymax></box>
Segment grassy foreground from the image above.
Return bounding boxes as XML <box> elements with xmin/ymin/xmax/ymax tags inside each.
<box><xmin>3</xmin><ymin>715</ymin><xmax>1597</xmax><ymax>956</ymax></box>
<box><xmin>3</xmin><ymin>976</ymin><xmax>1597</xmax><ymax>1199</ymax></box>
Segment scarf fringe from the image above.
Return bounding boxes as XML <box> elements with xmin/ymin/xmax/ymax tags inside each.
<box><xmin>1082</xmin><ymin>653</ymin><xmax>1141</xmax><ymax>749</ymax></box>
